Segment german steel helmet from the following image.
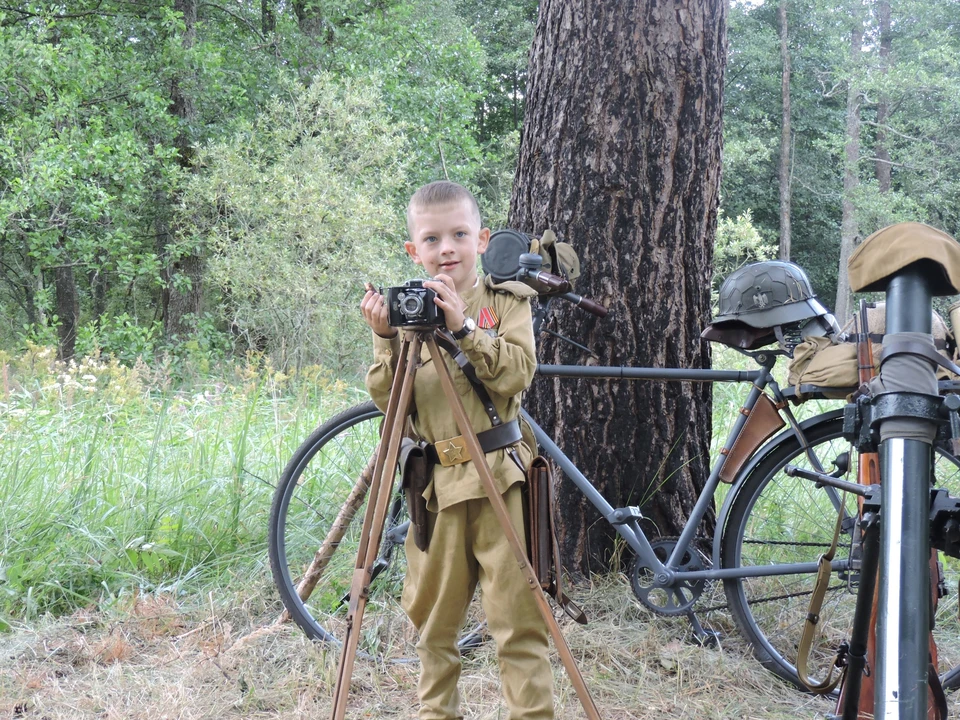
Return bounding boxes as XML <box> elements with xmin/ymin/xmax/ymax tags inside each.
<box><xmin>714</xmin><ymin>261</ymin><xmax>830</xmax><ymax>328</ymax></box>
<box><xmin>702</xmin><ymin>261</ymin><xmax>837</xmax><ymax>350</ymax></box>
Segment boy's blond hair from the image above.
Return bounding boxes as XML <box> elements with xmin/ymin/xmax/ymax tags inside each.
<box><xmin>406</xmin><ymin>181</ymin><xmax>482</xmax><ymax>236</ymax></box>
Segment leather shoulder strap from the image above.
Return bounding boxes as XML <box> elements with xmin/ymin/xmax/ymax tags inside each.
<box><xmin>881</xmin><ymin>339</ymin><xmax>960</xmax><ymax>377</ymax></box>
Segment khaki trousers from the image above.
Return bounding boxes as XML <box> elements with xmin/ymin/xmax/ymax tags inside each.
<box><xmin>402</xmin><ymin>482</ymin><xmax>554</xmax><ymax>720</ymax></box>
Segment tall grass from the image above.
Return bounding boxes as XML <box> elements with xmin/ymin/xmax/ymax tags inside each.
<box><xmin>0</xmin><ymin>343</ymin><xmax>838</xmax><ymax>623</ymax></box>
<box><xmin>0</xmin><ymin>346</ymin><xmax>367</xmax><ymax>621</ymax></box>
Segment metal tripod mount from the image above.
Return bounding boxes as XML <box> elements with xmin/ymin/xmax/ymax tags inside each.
<box><xmin>330</xmin><ymin>328</ymin><xmax>602</xmax><ymax>720</ymax></box>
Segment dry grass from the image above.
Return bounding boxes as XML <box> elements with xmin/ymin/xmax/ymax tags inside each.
<box><xmin>6</xmin><ymin>574</ymin><xmax>943</xmax><ymax>720</ymax></box>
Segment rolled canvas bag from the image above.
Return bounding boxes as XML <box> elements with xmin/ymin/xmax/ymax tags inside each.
<box><xmin>787</xmin><ymin>305</ymin><xmax>955</xmax><ymax>397</ymax></box>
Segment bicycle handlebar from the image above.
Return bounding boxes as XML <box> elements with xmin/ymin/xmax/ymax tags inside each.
<box><xmin>518</xmin><ymin>268</ymin><xmax>609</xmax><ymax>318</ymax></box>
<box><xmin>559</xmin><ymin>292</ymin><xmax>608</xmax><ymax>318</ymax></box>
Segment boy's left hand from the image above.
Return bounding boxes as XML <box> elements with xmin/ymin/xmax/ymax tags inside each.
<box><xmin>424</xmin><ymin>274</ymin><xmax>468</xmax><ymax>333</ymax></box>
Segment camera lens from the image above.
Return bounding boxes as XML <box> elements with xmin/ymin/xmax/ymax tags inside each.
<box><xmin>399</xmin><ymin>293</ymin><xmax>424</xmax><ymax>317</ymax></box>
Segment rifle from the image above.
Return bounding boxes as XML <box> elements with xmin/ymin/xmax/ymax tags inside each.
<box><xmin>836</xmin><ymin>300</ymin><xmax>943</xmax><ymax>720</ymax></box>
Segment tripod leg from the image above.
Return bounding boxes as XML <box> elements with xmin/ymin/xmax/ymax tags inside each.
<box><xmin>425</xmin><ymin>334</ymin><xmax>602</xmax><ymax>720</ymax></box>
<box><xmin>330</xmin><ymin>332</ymin><xmax>420</xmax><ymax>720</ymax></box>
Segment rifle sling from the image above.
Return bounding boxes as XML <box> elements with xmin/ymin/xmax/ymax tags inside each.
<box><xmin>796</xmin><ymin>499</ymin><xmax>846</xmax><ymax>694</ymax></box>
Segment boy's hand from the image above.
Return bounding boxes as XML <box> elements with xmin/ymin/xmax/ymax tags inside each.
<box><xmin>361</xmin><ymin>283</ymin><xmax>397</xmax><ymax>338</ymax></box>
<box><xmin>424</xmin><ymin>274</ymin><xmax>468</xmax><ymax>333</ymax></box>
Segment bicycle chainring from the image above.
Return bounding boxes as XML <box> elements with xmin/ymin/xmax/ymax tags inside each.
<box><xmin>630</xmin><ymin>537</ymin><xmax>711</xmax><ymax>616</ymax></box>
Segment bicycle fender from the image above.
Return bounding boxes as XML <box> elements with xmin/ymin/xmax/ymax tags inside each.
<box><xmin>711</xmin><ymin>409</ymin><xmax>845</xmax><ymax>569</ymax></box>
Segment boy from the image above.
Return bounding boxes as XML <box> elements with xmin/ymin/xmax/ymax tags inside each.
<box><xmin>360</xmin><ymin>181</ymin><xmax>554</xmax><ymax>720</ymax></box>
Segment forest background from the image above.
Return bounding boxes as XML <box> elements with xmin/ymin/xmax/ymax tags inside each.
<box><xmin>5</xmin><ymin>0</ymin><xmax>960</xmax><ymax>374</ymax></box>
<box><xmin>2</xmin><ymin>0</ymin><xmax>960</xmax><ymax>626</ymax></box>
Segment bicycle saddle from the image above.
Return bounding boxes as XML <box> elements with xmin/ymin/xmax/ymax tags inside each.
<box><xmin>848</xmin><ymin>222</ymin><xmax>960</xmax><ymax>296</ymax></box>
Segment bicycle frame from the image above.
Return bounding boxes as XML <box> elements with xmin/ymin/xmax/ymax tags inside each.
<box><xmin>526</xmin><ymin>357</ymin><xmax>841</xmax><ymax>597</ymax></box>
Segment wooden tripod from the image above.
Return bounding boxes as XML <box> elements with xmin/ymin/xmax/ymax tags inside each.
<box><xmin>329</xmin><ymin>328</ymin><xmax>602</xmax><ymax>720</ymax></box>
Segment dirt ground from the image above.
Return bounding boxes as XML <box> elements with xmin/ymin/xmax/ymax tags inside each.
<box><xmin>0</xmin><ymin>578</ymin><xmax>949</xmax><ymax>720</ymax></box>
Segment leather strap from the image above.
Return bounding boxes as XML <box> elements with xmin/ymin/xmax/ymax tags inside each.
<box><xmin>929</xmin><ymin>660</ymin><xmax>948</xmax><ymax>720</ymax></box>
<box><xmin>546</xmin><ymin>467</ymin><xmax>587</xmax><ymax>624</ymax></box>
<box><xmin>435</xmin><ymin>330</ymin><xmax>505</xmax><ymax>425</ymax></box>
<box><xmin>425</xmin><ymin>419</ymin><xmax>523</xmax><ymax>465</ymax></box>
<box><xmin>435</xmin><ymin>330</ymin><xmax>527</xmax><ymax>473</ymax></box>
<box><xmin>796</xmin><ymin>499</ymin><xmax>846</xmax><ymax>694</ymax></box>
<box><xmin>433</xmin><ymin>332</ymin><xmax>583</xmax><ymax>620</ymax></box>
<box><xmin>881</xmin><ymin>339</ymin><xmax>960</xmax><ymax>377</ymax></box>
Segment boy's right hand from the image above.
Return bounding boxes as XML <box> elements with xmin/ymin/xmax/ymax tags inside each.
<box><xmin>361</xmin><ymin>283</ymin><xmax>398</xmax><ymax>339</ymax></box>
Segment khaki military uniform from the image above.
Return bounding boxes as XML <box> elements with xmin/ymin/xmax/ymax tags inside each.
<box><xmin>366</xmin><ymin>277</ymin><xmax>554</xmax><ymax>720</ymax></box>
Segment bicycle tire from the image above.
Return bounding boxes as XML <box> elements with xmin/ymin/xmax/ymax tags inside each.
<box><xmin>721</xmin><ymin>415</ymin><xmax>960</xmax><ymax>692</ymax></box>
<box><xmin>268</xmin><ymin>400</ymin><xmax>411</xmax><ymax>648</ymax></box>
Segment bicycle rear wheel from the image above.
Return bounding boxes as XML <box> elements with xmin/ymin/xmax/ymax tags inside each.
<box><xmin>721</xmin><ymin>415</ymin><xmax>960</xmax><ymax>691</ymax></box>
<box><xmin>268</xmin><ymin>401</ymin><xmax>411</xmax><ymax>650</ymax></box>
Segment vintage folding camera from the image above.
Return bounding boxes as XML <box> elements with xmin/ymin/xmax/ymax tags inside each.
<box><xmin>386</xmin><ymin>279</ymin><xmax>446</xmax><ymax>328</ymax></box>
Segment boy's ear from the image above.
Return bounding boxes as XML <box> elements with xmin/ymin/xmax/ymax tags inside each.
<box><xmin>477</xmin><ymin>227</ymin><xmax>491</xmax><ymax>255</ymax></box>
<box><xmin>404</xmin><ymin>240</ymin><xmax>422</xmax><ymax>264</ymax></box>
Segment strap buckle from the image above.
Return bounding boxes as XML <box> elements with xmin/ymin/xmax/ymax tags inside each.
<box><xmin>434</xmin><ymin>436</ymin><xmax>471</xmax><ymax>467</ymax></box>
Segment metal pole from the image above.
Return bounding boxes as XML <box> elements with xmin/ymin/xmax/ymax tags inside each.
<box><xmin>875</xmin><ymin>268</ymin><xmax>934</xmax><ymax>720</ymax></box>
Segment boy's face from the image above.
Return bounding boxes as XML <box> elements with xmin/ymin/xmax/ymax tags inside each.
<box><xmin>405</xmin><ymin>199</ymin><xmax>490</xmax><ymax>294</ymax></box>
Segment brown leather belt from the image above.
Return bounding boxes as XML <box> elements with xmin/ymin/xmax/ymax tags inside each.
<box><xmin>425</xmin><ymin>418</ymin><xmax>522</xmax><ymax>467</ymax></box>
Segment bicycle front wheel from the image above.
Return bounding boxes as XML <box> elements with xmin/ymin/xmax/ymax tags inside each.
<box><xmin>721</xmin><ymin>415</ymin><xmax>960</xmax><ymax>691</ymax></box>
<box><xmin>268</xmin><ymin>400</ymin><xmax>410</xmax><ymax>648</ymax></box>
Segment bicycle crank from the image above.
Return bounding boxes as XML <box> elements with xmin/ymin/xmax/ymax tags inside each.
<box><xmin>630</xmin><ymin>537</ymin><xmax>711</xmax><ymax>616</ymax></box>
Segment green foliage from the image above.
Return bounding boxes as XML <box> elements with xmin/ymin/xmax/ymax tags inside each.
<box><xmin>180</xmin><ymin>74</ymin><xmax>411</xmax><ymax>371</ymax></box>
<box><xmin>725</xmin><ymin>0</ymin><xmax>960</xmax><ymax>311</ymax></box>
<box><xmin>713</xmin><ymin>210</ymin><xmax>777</xmax><ymax>293</ymax></box>
<box><xmin>75</xmin><ymin>314</ymin><xmax>163</xmax><ymax>365</ymax></box>
<box><xmin>724</xmin><ymin>0</ymin><xmax>848</xmax><ymax>306</ymax></box>
<box><xmin>0</xmin><ymin>0</ymin><xmax>515</xmax><ymax>359</ymax></box>
<box><xmin>0</xmin><ymin>346</ymin><xmax>363</xmax><ymax>618</ymax></box>
<box><xmin>0</xmin><ymin>9</ymin><xmax>175</xmax><ymax>336</ymax></box>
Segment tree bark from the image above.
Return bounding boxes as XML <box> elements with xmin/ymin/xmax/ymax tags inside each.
<box><xmin>54</xmin><ymin>237</ymin><xmax>79</xmax><ymax>361</ymax></box>
<box><xmin>874</xmin><ymin>0</ymin><xmax>891</xmax><ymax>193</ymax></box>
<box><xmin>160</xmin><ymin>0</ymin><xmax>203</xmax><ymax>341</ymax></box>
<box><xmin>293</xmin><ymin>1</ymin><xmax>323</xmax><ymax>37</ymax></box>
<box><xmin>778</xmin><ymin>0</ymin><xmax>792</xmax><ymax>260</ymax></box>
<box><xmin>835</xmin><ymin>18</ymin><xmax>863</xmax><ymax>325</ymax></box>
<box><xmin>261</xmin><ymin>0</ymin><xmax>276</xmax><ymax>35</ymax></box>
<box><xmin>511</xmin><ymin>0</ymin><xmax>725</xmax><ymax>574</ymax></box>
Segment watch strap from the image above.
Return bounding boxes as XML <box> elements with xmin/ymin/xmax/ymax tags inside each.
<box><xmin>452</xmin><ymin>317</ymin><xmax>475</xmax><ymax>340</ymax></box>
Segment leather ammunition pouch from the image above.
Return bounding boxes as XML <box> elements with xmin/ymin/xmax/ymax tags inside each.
<box><xmin>399</xmin><ymin>438</ymin><xmax>432</xmax><ymax>552</ymax></box>
<box><xmin>525</xmin><ymin>456</ymin><xmax>587</xmax><ymax>625</ymax></box>
<box><xmin>718</xmin><ymin>393</ymin><xmax>786</xmax><ymax>483</ymax></box>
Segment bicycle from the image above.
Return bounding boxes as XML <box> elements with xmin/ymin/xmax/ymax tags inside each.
<box><xmin>268</xmin><ymin>281</ymin><xmax>960</xmax><ymax>695</ymax></box>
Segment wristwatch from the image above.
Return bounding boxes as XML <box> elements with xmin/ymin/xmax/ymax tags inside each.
<box><xmin>452</xmin><ymin>317</ymin><xmax>477</xmax><ymax>341</ymax></box>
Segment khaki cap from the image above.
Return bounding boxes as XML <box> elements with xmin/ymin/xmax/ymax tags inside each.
<box><xmin>848</xmin><ymin>222</ymin><xmax>960</xmax><ymax>295</ymax></box>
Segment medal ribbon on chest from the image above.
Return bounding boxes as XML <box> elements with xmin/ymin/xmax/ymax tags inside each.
<box><xmin>477</xmin><ymin>306</ymin><xmax>499</xmax><ymax>329</ymax></box>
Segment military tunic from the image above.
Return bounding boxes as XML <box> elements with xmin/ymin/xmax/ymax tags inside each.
<box><xmin>365</xmin><ymin>277</ymin><xmax>554</xmax><ymax>720</ymax></box>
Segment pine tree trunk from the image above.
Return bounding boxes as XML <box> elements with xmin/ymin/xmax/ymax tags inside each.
<box><xmin>778</xmin><ymin>0</ymin><xmax>792</xmax><ymax>260</ymax></box>
<box><xmin>875</xmin><ymin>0</ymin><xmax>891</xmax><ymax>193</ymax></box>
<box><xmin>511</xmin><ymin>0</ymin><xmax>725</xmax><ymax>574</ymax></box>
<box><xmin>835</xmin><ymin>20</ymin><xmax>863</xmax><ymax>325</ymax></box>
